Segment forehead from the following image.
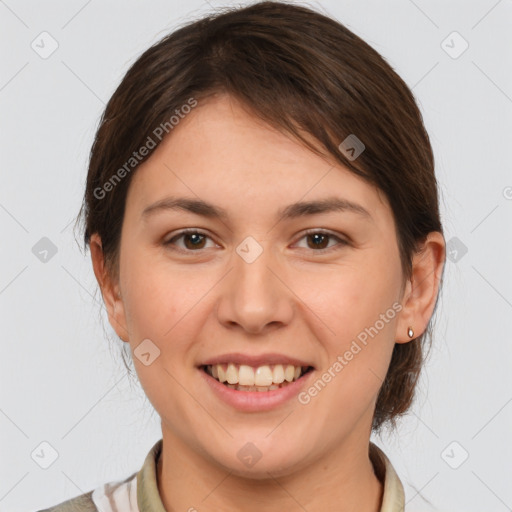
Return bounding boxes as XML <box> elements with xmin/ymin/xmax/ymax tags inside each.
<box><xmin>125</xmin><ymin>94</ymin><xmax>391</xmax><ymax>225</ymax></box>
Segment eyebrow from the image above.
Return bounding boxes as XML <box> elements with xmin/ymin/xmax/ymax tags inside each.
<box><xmin>141</xmin><ymin>196</ymin><xmax>371</xmax><ymax>222</ymax></box>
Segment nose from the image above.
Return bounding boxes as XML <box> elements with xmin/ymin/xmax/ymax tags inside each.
<box><xmin>216</xmin><ymin>239</ymin><xmax>294</xmax><ymax>335</ymax></box>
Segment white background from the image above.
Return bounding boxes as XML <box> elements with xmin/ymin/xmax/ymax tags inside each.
<box><xmin>1</xmin><ymin>0</ymin><xmax>511</xmax><ymax>511</ymax></box>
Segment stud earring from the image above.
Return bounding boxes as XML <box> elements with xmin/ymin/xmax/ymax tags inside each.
<box><xmin>407</xmin><ymin>326</ymin><xmax>414</xmax><ymax>338</ymax></box>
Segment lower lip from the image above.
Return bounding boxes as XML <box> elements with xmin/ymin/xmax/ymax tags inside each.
<box><xmin>198</xmin><ymin>367</ymin><xmax>315</xmax><ymax>412</ymax></box>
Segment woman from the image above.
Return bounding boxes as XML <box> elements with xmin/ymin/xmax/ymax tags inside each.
<box><xmin>40</xmin><ymin>1</ymin><xmax>445</xmax><ymax>510</ymax></box>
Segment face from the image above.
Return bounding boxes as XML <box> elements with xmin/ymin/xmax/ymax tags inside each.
<box><xmin>104</xmin><ymin>94</ymin><xmax>407</xmax><ymax>477</ymax></box>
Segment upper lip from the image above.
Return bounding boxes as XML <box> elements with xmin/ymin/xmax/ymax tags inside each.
<box><xmin>200</xmin><ymin>352</ymin><xmax>314</xmax><ymax>368</ymax></box>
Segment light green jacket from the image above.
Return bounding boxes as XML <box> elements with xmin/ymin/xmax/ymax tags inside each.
<box><xmin>38</xmin><ymin>440</ymin><xmax>405</xmax><ymax>511</ymax></box>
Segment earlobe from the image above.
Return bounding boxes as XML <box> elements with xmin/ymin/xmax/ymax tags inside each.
<box><xmin>89</xmin><ymin>233</ymin><xmax>130</xmax><ymax>342</ymax></box>
<box><xmin>396</xmin><ymin>231</ymin><xmax>446</xmax><ymax>344</ymax></box>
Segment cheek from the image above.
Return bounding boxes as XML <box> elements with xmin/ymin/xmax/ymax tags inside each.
<box><xmin>120</xmin><ymin>251</ymin><xmax>219</xmax><ymax>381</ymax></box>
<box><xmin>120</xmin><ymin>259</ymin><xmax>204</xmax><ymax>417</ymax></box>
<box><xmin>303</xmin><ymin>258</ymin><xmax>401</xmax><ymax>339</ymax></box>
<box><xmin>121</xmin><ymin>245</ymin><xmax>201</xmax><ymax>338</ymax></box>
<box><xmin>298</xmin><ymin>253</ymin><xmax>401</xmax><ymax>390</ymax></box>
<box><xmin>298</xmin><ymin>278</ymin><xmax>399</xmax><ymax>425</ymax></box>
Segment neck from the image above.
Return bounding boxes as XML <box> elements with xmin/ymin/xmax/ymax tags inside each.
<box><xmin>156</xmin><ymin>428</ymin><xmax>384</xmax><ymax>512</ymax></box>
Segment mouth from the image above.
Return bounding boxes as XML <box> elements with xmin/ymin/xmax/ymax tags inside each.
<box><xmin>200</xmin><ymin>363</ymin><xmax>314</xmax><ymax>392</ymax></box>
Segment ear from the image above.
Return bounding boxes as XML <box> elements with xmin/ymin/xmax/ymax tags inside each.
<box><xmin>396</xmin><ymin>231</ymin><xmax>445</xmax><ymax>343</ymax></box>
<box><xmin>89</xmin><ymin>233</ymin><xmax>129</xmax><ymax>343</ymax></box>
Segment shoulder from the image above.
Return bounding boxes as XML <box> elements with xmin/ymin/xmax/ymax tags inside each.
<box><xmin>36</xmin><ymin>490</ymin><xmax>97</xmax><ymax>512</ymax></box>
<box><xmin>36</xmin><ymin>470</ymin><xmax>139</xmax><ymax>512</ymax></box>
<box><xmin>35</xmin><ymin>439</ymin><xmax>162</xmax><ymax>512</ymax></box>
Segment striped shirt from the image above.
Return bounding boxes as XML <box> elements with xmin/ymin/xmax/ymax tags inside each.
<box><xmin>37</xmin><ymin>440</ymin><xmax>405</xmax><ymax>511</ymax></box>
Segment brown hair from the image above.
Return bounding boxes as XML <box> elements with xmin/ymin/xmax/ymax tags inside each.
<box><xmin>76</xmin><ymin>0</ymin><xmax>444</xmax><ymax>432</ymax></box>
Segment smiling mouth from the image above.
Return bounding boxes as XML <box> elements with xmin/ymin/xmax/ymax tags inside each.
<box><xmin>201</xmin><ymin>363</ymin><xmax>314</xmax><ymax>392</ymax></box>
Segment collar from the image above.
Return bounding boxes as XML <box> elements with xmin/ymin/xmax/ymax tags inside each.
<box><xmin>137</xmin><ymin>439</ymin><xmax>405</xmax><ymax>511</ymax></box>
<box><xmin>369</xmin><ymin>442</ymin><xmax>405</xmax><ymax>511</ymax></box>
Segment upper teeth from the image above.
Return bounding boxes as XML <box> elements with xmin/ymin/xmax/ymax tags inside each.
<box><xmin>206</xmin><ymin>363</ymin><xmax>305</xmax><ymax>386</ymax></box>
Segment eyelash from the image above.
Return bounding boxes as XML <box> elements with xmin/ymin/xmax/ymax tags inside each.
<box><xmin>164</xmin><ymin>228</ymin><xmax>348</xmax><ymax>254</ymax></box>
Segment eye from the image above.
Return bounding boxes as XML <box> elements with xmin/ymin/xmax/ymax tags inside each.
<box><xmin>294</xmin><ymin>229</ymin><xmax>348</xmax><ymax>253</ymax></box>
<box><xmin>164</xmin><ymin>229</ymin><xmax>217</xmax><ymax>252</ymax></box>
<box><xmin>164</xmin><ymin>228</ymin><xmax>348</xmax><ymax>254</ymax></box>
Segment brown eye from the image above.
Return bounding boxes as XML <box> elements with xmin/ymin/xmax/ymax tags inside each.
<box><xmin>295</xmin><ymin>230</ymin><xmax>348</xmax><ymax>253</ymax></box>
<box><xmin>164</xmin><ymin>229</ymin><xmax>347</xmax><ymax>254</ymax></box>
<box><xmin>165</xmin><ymin>230</ymin><xmax>214</xmax><ymax>252</ymax></box>
<box><xmin>306</xmin><ymin>233</ymin><xmax>330</xmax><ymax>250</ymax></box>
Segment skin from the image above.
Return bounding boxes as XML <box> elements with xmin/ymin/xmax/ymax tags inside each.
<box><xmin>90</xmin><ymin>93</ymin><xmax>445</xmax><ymax>511</ymax></box>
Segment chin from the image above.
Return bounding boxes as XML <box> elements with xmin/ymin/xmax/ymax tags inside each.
<box><xmin>205</xmin><ymin>440</ymin><xmax>311</xmax><ymax>480</ymax></box>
